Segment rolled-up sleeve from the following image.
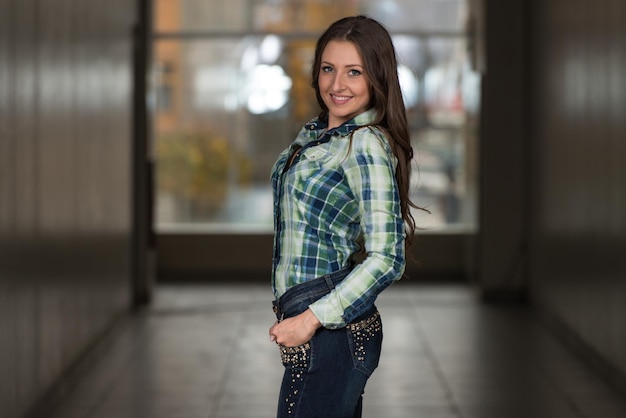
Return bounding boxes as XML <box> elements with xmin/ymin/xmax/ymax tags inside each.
<box><xmin>308</xmin><ymin>128</ymin><xmax>406</xmax><ymax>328</ymax></box>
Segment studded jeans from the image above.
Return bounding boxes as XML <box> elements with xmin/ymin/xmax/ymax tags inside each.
<box><xmin>272</xmin><ymin>268</ymin><xmax>383</xmax><ymax>418</ymax></box>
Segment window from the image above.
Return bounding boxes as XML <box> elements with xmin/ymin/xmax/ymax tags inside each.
<box><xmin>153</xmin><ymin>0</ymin><xmax>478</xmax><ymax>233</ymax></box>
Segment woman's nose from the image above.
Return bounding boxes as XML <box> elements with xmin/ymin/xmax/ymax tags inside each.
<box><xmin>332</xmin><ymin>74</ymin><xmax>345</xmax><ymax>91</ymax></box>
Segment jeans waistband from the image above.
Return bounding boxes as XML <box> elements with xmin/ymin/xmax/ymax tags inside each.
<box><xmin>272</xmin><ymin>266</ymin><xmax>352</xmax><ymax>320</ymax></box>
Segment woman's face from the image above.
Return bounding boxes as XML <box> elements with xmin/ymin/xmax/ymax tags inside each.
<box><xmin>318</xmin><ymin>40</ymin><xmax>371</xmax><ymax>129</ymax></box>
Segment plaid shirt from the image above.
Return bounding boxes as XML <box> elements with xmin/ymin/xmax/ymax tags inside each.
<box><xmin>271</xmin><ymin>109</ymin><xmax>406</xmax><ymax>329</ymax></box>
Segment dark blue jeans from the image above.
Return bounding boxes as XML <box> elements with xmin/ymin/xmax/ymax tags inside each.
<box><xmin>273</xmin><ymin>268</ymin><xmax>383</xmax><ymax>418</ymax></box>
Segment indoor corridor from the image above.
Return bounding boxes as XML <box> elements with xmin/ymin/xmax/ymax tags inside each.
<box><xmin>42</xmin><ymin>283</ymin><xmax>626</xmax><ymax>418</ymax></box>
<box><xmin>3</xmin><ymin>2</ymin><xmax>626</xmax><ymax>417</ymax></box>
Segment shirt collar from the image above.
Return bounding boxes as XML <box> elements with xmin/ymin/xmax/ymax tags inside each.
<box><xmin>304</xmin><ymin>108</ymin><xmax>378</xmax><ymax>139</ymax></box>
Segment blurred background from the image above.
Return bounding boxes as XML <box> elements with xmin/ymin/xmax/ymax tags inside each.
<box><xmin>1</xmin><ymin>0</ymin><xmax>625</xmax><ymax>417</ymax></box>
<box><xmin>151</xmin><ymin>0</ymin><xmax>476</xmax><ymax>233</ymax></box>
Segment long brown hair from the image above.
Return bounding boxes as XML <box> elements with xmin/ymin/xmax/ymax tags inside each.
<box><xmin>311</xmin><ymin>15</ymin><xmax>424</xmax><ymax>247</ymax></box>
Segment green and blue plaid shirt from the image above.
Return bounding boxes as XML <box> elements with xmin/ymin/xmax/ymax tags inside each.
<box><xmin>271</xmin><ymin>109</ymin><xmax>406</xmax><ymax>329</ymax></box>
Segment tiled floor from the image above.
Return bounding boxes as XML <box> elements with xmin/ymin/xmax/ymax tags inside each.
<box><xmin>44</xmin><ymin>283</ymin><xmax>626</xmax><ymax>418</ymax></box>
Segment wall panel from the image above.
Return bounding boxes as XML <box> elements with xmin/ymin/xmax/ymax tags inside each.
<box><xmin>0</xmin><ymin>1</ymin><xmax>19</xmax><ymax>416</ymax></box>
<box><xmin>529</xmin><ymin>0</ymin><xmax>626</xmax><ymax>390</ymax></box>
<box><xmin>474</xmin><ymin>0</ymin><xmax>527</xmax><ymax>298</ymax></box>
<box><xmin>0</xmin><ymin>1</ymin><xmax>137</xmax><ymax>417</ymax></box>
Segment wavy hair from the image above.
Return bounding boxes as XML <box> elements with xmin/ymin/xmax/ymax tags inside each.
<box><xmin>311</xmin><ymin>15</ymin><xmax>424</xmax><ymax>247</ymax></box>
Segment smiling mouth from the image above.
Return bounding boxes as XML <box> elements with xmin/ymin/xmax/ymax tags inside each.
<box><xmin>331</xmin><ymin>94</ymin><xmax>352</xmax><ymax>104</ymax></box>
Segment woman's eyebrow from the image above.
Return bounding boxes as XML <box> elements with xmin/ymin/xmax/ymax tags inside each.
<box><xmin>321</xmin><ymin>61</ymin><xmax>363</xmax><ymax>68</ymax></box>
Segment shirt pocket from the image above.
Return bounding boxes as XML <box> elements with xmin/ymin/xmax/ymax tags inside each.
<box><xmin>300</xmin><ymin>146</ymin><xmax>332</xmax><ymax>164</ymax></box>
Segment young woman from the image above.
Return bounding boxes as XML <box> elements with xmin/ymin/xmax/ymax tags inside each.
<box><xmin>268</xmin><ymin>15</ymin><xmax>419</xmax><ymax>418</ymax></box>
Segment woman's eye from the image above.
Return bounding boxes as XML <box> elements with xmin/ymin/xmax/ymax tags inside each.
<box><xmin>321</xmin><ymin>66</ymin><xmax>333</xmax><ymax>73</ymax></box>
<box><xmin>348</xmin><ymin>69</ymin><xmax>362</xmax><ymax>76</ymax></box>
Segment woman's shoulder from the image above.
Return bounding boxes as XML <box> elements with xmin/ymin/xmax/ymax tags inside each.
<box><xmin>350</xmin><ymin>125</ymin><xmax>393</xmax><ymax>156</ymax></box>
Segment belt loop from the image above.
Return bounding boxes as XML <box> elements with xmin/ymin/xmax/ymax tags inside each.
<box><xmin>324</xmin><ymin>273</ymin><xmax>335</xmax><ymax>290</ymax></box>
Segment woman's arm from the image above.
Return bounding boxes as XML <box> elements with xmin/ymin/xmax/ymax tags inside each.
<box><xmin>308</xmin><ymin>128</ymin><xmax>406</xmax><ymax>329</ymax></box>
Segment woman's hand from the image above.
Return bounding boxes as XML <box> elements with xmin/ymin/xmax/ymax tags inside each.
<box><xmin>269</xmin><ymin>308</ymin><xmax>322</xmax><ymax>347</ymax></box>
